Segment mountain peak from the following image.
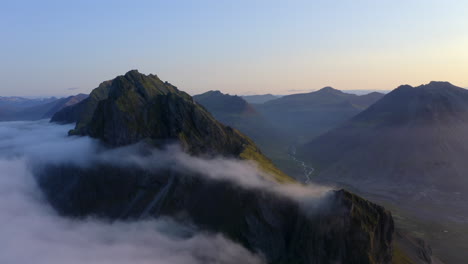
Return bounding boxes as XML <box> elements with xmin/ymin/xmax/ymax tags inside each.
<box><xmin>194</xmin><ymin>90</ymin><xmax>256</xmax><ymax>117</ymax></box>
<box><xmin>396</xmin><ymin>84</ymin><xmax>414</xmax><ymax>89</ymax></box>
<box><xmin>124</xmin><ymin>69</ymin><xmax>140</xmax><ymax>76</ymax></box>
<box><xmin>52</xmin><ymin>71</ymin><xmax>292</xmax><ymax>182</ymax></box>
<box><xmin>428</xmin><ymin>80</ymin><xmax>453</xmax><ymax>86</ymax></box>
<box><xmin>108</xmin><ymin>70</ymin><xmax>180</xmax><ymax>101</ymax></box>
<box><xmin>205</xmin><ymin>90</ymin><xmax>223</xmax><ymax>96</ymax></box>
<box><xmin>317</xmin><ymin>86</ymin><xmax>340</xmax><ymax>93</ymax></box>
<box><xmin>421</xmin><ymin>81</ymin><xmax>456</xmax><ymax>89</ymax></box>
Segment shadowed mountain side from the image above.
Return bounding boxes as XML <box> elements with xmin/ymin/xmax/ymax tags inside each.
<box><xmin>298</xmin><ymin>81</ymin><xmax>468</xmax><ymax>263</ymax></box>
<box><xmin>299</xmin><ymin>82</ymin><xmax>468</xmax><ymax>194</ymax></box>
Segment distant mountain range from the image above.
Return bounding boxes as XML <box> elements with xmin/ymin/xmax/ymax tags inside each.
<box><xmin>0</xmin><ymin>94</ymin><xmax>87</xmax><ymax>121</ymax></box>
<box><xmin>298</xmin><ymin>81</ymin><xmax>468</xmax><ymax>264</ymax></box>
<box><xmin>256</xmin><ymin>87</ymin><xmax>385</xmax><ymax>144</ymax></box>
<box><xmin>193</xmin><ymin>88</ymin><xmax>385</xmax><ymax>179</ymax></box>
<box><xmin>299</xmin><ymin>81</ymin><xmax>468</xmax><ymax>201</ymax></box>
<box><xmin>242</xmin><ymin>94</ymin><xmax>280</xmax><ymax>104</ymax></box>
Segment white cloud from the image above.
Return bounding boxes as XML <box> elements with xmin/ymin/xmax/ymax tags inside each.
<box><xmin>0</xmin><ymin>120</ymin><xmax>332</xmax><ymax>264</ymax></box>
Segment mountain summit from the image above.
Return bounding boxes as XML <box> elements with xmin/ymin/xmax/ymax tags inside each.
<box><xmin>52</xmin><ymin>70</ymin><xmax>291</xmax><ymax>182</ymax></box>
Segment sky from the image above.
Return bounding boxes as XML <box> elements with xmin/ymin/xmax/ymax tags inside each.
<box><xmin>1</xmin><ymin>0</ymin><xmax>467</xmax><ymax>97</ymax></box>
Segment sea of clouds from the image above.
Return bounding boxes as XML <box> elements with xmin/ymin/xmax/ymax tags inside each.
<box><xmin>0</xmin><ymin>120</ymin><xmax>332</xmax><ymax>264</ymax></box>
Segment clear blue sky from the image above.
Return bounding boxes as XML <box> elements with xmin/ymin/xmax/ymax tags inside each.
<box><xmin>1</xmin><ymin>0</ymin><xmax>467</xmax><ymax>96</ymax></box>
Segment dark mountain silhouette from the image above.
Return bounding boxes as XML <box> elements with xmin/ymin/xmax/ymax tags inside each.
<box><xmin>43</xmin><ymin>70</ymin><xmax>428</xmax><ymax>263</ymax></box>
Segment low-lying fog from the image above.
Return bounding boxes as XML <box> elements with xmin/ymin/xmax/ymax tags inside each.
<box><xmin>0</xmin><ymin>120</ymin><xmax>331</xmax><ymax>264</ymax></box>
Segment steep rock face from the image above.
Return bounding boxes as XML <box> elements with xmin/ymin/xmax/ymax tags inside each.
<box><xmin>67</xmin><ymin>71</ymin><xmax>250</xmax><ymax>156</ymax></box>
<box><xmin>37</xmin><ymin>163</ymin><xmax>394</xmax><ymax>264</ymax></box>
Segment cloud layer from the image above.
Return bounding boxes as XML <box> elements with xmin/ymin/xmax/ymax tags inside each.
<box><xmin>0</xmin><ymin>120</ymin><xmax>332</xmax><ymax>263</ymax></box>
<box><xmin>0</xmin><ymin>120</ymin><xmax>264</xmax><ymax>264</ymax></box>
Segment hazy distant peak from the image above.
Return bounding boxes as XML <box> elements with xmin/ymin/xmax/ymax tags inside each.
<box><xmin>419</xmin><ymin>81</ymin><xmax>457</xmax><ymax>89</ymax></box>
<box><xmin>193</xmin><ymin>90</ymin><xmax>255</xmax><ymax>116</ymax></box>
<box><xmin>391</xmin><ymin>82</ymin><xmax>464</xmax><ymax>96</ymax></box>
<box><xmin>396</xmin><ymin>84</ymin><xmax>413</xmax><ymax>89</ymax></box>
<box><xmin>317</xmin><ymin>86</ymin><xmax>340</xmax><ymax>92</ymax></box>
<box><xmin>204</xmin><ymin>90</ymin><xmax>224</xmax><ymax>95</ymax></box>
<box><xmin>427</xmin><ymin>80</ymin><xmax>454</xmax><ymax>86</ymax></box>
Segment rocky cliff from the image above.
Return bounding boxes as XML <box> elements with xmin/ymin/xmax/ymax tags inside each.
<box><xmin>37</xmin><ymin>162</ymin><xmax>395</xmax><ymax>264</ymax></box>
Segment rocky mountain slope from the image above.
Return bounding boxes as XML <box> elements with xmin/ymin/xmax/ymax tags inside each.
<box><xmin>44</xmin><ymin>70</ymin><xmax>424</xmax><ymax>263</ymax></box>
